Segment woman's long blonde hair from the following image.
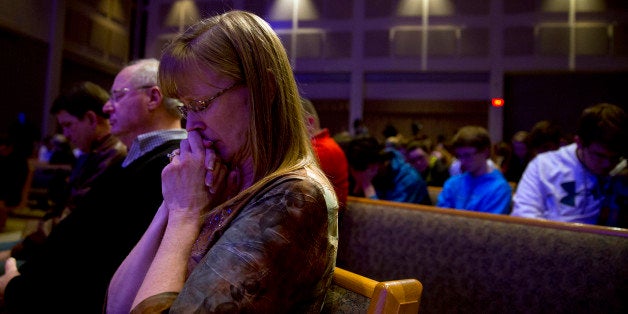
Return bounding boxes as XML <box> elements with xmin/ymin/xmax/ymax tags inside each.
<box><xmin>159</xmin><ymin>10</ymin><xmax>326</xmax><ymax>188</ymax></box>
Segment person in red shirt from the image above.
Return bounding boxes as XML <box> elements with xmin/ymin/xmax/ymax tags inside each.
<box><xmin>302</xmin><ymin>97</ymin><xmax>349</xmax><ymax>220</ymax></box>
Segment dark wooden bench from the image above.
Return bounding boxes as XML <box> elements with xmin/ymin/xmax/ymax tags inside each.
<box><xmin>338</xmin><ymin>196</ymin><xmax>628</xmax><ymax>314</ymax></box>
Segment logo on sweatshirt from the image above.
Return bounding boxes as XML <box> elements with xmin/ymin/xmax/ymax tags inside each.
<box><xmin>560</xmin><ymin>181</ymin><xmax>576</xmax><ymax>206</ymax></box>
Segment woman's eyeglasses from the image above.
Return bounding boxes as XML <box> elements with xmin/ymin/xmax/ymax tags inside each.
<box><xmin>177</xmin><ymin>83</ymin><xmax>240</xmax><ymax>119</ymax></box>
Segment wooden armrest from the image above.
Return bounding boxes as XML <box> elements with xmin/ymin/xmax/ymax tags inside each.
<box><xmin>333</xmin><ymin>267</ymin><xmax>423</xmax><ymax>313</ymax></box>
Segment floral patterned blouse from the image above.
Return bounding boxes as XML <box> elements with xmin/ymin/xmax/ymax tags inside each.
<box><xmin>132</xmin><ymin>168</ymin><xmax>339</xmax><ymax>313</ymax></box>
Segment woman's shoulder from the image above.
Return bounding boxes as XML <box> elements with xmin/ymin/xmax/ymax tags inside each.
<box><xmin>264</xmin><ymin>168</ymin><xmax>328</xmax><ymax>195</ymax></box>
<box><xmin>249</xmin><ymin>167</ymin><xmax>336</xmax><ymax>209</ymax></box>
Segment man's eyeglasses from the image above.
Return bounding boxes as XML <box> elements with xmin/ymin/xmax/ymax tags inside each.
<box><xmin>178</xmin><ymin>82</ymin><xmax>240</xmax><ymax>119</ymax></box>
<box><xmin>110</xmin><ymin>85</ymin><xmax>155</xmax><ymax>103</ymax></box>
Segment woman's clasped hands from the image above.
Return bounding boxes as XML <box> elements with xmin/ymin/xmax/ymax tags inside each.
<box><xmin>162</xmin><ymin>131</ymin><xmax>240</xmax><ymax>223</ymax></box>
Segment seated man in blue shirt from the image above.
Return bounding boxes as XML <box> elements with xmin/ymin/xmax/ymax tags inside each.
<box><xmin>437</xmin><ymin>126</ymin><xmax>512</xmax><ymax>214</ymax></box>
<box><xmin>346</xmin><ymin>136</ymin><xmax>431</xmax><ymax>205</ymax></box>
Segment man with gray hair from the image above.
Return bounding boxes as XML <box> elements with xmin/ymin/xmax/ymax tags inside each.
<box><xmin>0</xmin><ymin>59</ymin><xmax>187</xmax><ymax>313</ymax></box>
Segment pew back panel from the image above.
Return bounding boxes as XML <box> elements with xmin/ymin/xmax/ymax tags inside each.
<box><xmin>338</xmin><ymin>196</ymin><xmax>628</xmax><ymax>314</ymax></box>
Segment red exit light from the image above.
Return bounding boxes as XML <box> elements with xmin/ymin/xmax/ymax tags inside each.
<box><xmin>492</xmin><ymin>98</ymin><xmax>504</xmax><ymax>107</ymax></box>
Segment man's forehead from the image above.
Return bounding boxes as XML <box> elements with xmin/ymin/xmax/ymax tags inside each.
<box><xmin>111</xmin><ymin>67</ymin><xmax>135</xmax><ymax>88</ymax></box>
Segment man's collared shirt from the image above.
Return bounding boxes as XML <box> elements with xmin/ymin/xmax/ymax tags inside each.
<box><xmin>122</xmin><ymin>129</ymin><xmax>187</xmax><ymax>167</ymax></box>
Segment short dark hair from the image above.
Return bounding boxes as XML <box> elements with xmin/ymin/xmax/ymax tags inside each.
<box><xmin>347</xmin><ymin>136</ymin><xmax>388</xmax><ymax>171</ymax></box>
<box><xmin>451</xmin><ymin>126</ymin><xmax>491</xmax><ymax>151</ymax></box>
<box><xmin>577</xmin><ymin>103</ymin><xmax>627</xmax><ymax>155</ymax></box>
<box><xmin>50</xmin><ymin>81</ymin><xmax>110</xmax><ymax>118</ymax></box>
<box><xmin>528</xmin><ymin>120</ymin><xmax>561</xmax><ymax>152</ymax></box>
<box><xmin>382</xmin><ymin>124</ymin><xmax>398</xmax><ymax>138</ymax></box>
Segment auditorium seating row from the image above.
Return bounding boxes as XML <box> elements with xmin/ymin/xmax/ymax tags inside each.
<box><xmin>336</xmin><ymin>196</ymin><xmax>628</xmax><ymax>313</ymax></box>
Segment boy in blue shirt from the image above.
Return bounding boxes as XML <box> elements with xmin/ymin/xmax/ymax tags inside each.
<box><xmin>347</xmin><ymin>136</ymin><xmax>431</xmax><ymax>205</ymax></box>
<box><xmin>437</xmin><ymin>126</ymin><xmax>512</xmax><ymax>214</ymax></box>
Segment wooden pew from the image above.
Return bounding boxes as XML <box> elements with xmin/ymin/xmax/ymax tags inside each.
<box><xmin>338</xmin><ymin>196</ymin><xmax>628</xmax><ymax>313</ymax></box>
<box><xmin>324</xmin><ymin>267</ymin><xmax>423</xmax><ymax>313</ymax></box>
